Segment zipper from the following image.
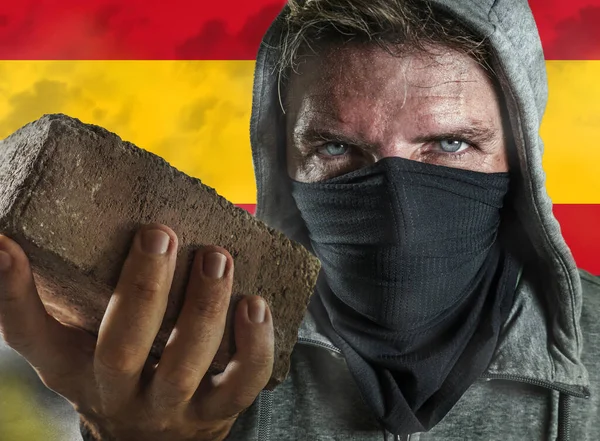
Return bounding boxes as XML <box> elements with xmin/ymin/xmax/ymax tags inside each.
<box><xmin>480</xmin><ymin>373</ymin><xmax>591</xmax><ymax>398</ymax></box>
<box><xmin>557</xmin><ymin>393</ymin><xmax>572</xmax><ymax>441</ymax></box>
<box><xmin>256</xmin><ymin>390</ymin><xmax>273</xmax><ymax>441</ymax></box>
<box><xmin>296</xmin><ymin>338</ymin><xmax>591</xmax><ymax>397</ymax></box>
<box><xmin>297</xmin><ymin>336</ymin><xmax>343</xmax><ymax>354</ymax></box>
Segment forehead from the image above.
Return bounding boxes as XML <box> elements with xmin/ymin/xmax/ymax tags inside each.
<box><xmin>285</xmin><ymin>44</ymin><xmax>502</xmax><ymax>133</ymax></box>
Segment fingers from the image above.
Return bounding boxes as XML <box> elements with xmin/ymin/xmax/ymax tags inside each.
<box><xmin>197</xmin><ymin>295</ymin><xmax>274</xmax><ymax>419</ymax></box>
<box><xmin>94</xmin><ymin>224</ymin><xmax>177</xmax><ymax>409</ymax></box>
<box><xmin>0</xmin><ymin>235</ymin><xmax>58</xmax><ymax>366</ymax></box>
<box><xmin>150</xmin><ymin>246</ymin><xmax>233</xmax><ymax>406</ymax></box>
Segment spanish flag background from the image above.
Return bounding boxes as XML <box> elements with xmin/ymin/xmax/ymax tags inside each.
<box><xmin>0</xmin><ymin>0</ymin><xmax>598</xmax><ymax>274</ymax></box>
<box><xmin>0</xmin><ymin>0</ymin><xmax>599</xmax><ymax>439</ymax></box>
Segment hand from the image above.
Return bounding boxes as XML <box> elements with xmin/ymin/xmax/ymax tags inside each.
<box><xmin>0</xmin><ymin>224</ymin><xmax>274</xmax><ymax>441</ymax></box>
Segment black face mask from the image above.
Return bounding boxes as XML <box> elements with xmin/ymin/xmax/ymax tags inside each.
<box><xmin>291</xmin><ymin>157</ymin><xmax>519</xmax><ymax>436</ymax></box>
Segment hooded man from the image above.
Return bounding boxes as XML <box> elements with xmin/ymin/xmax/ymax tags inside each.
<box><xmin>0</xmin><ymin>0</ymin><xmax>598</xmax><ymax>440</ymax></box>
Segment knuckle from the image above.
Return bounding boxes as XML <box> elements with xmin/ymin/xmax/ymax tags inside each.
<box><xmin>156</xmin><ymin>379</ymin><xmax>190</xmax><ymax>399</ymax></box>
<box><xmin>156</xmin><ymin>366</ymin><xmax>200</xmax><ymax>396</ymax></box>
<box><xmin>246</xmin><ymin>351</ymin><xmax>274</xmax><ymax>375</ymax></box>
<box><xmin>188</xmin><ymin>289</ymin><xmax>228</xmax><ymax>320</ymax></box>
<box><xmin>243</xmin><ymin>329</ymin><xmax>274</xmax><ymax>365</ymax></box>
<box><xmin>127</xmin><ymin>275</ymin><xmax>163</xmax><ymax>302</ymax></box>
<box><xmin>229</xmin><ymin>391</ymin><xmax>256</xmax><ymax>413</ymax></box>
<box><xmin>0</xmin><ymin>294</ymin><xmax>27</xmax><ymax>321</ymax></box>
<box><xmin>95</xmin><ymin>349</ymin><xmax>141</xmax><ymax>378</ymax></box>
<box><xmin>151</xmin><ymin>419</ymin><xmax>171</xmax><ymax>432</ymax></box>
<box><xmin>0</xmin><ymin>292</ymin><xmax>19</xmax><ymax>307</ymax></box>
<box><xmin>148</xmin><ymin>389</ymin><xmax>187</xmax><ymax>414</ymax></box>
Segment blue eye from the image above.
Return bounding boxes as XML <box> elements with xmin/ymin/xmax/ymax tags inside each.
<box><xmin>318</xmin><ymin>142</ymin><xmax>349</xmax><ymax>157</ymax></box>
<box><xmin>439</xmin><ymin>139</ymin><xmax>469</xmax><ymax>153</ymax></box>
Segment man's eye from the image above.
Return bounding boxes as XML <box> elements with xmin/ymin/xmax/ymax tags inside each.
<box><xmin>317</xmin><ymin>142</ymin><xmax>349</xmax><ymax>157</ymax></box>
<box><xmin>438</xmin><ymin>139</ymin><xmax>469</xmax><ymax>153</ymax></box>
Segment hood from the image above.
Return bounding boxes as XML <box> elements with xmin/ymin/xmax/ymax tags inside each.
<box><xmin>250</xmin><ymin>0</ymin><xmax>589</xmax><ymax>393</ymax></box>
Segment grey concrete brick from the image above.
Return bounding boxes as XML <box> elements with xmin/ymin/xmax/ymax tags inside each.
<box><xmin>0</xmin><ymin>114</ymin><xmax>320</xmax><ymax>389</ymax></box>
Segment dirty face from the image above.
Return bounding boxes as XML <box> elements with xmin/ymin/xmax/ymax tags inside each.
<box><xmin>285</xmin><ymin>44</ymin><xmax>509</xmax><ymax>183</ymax></box>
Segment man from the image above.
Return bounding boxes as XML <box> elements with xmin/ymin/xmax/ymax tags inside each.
<box><xmin>0</xmin><ymin>0</ymin><xmax>598</xmax><ymax>440</ymax></box>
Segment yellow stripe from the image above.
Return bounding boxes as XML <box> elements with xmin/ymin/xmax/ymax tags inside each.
<box><xmin>542</xmin><ymin>61</ymin><xmax>600</xmax><ymax>204</ymax></box>
<box><xmin>0</xmin><ymin>60</ymin><xmax>598</xmax><ymax>204</ymax></box>
<box><xmin>0</xmin><ymin>61</ymin><xmax>256</xmax><ymax>203</ymax></box>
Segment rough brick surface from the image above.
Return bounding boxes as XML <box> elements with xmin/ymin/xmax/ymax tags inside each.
<box><xmin>0</xmin><ymin>114</ymin><xmax>320</xmax><ymax>389</ymax></box>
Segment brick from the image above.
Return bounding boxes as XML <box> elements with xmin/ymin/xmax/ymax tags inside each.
<box><xmin>0</xmin><ymin>114</ymin><xmax>320</xmax><ymax>389</ymax></box>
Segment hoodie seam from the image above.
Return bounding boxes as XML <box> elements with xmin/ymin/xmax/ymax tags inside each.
<box><xmin>251</xmin><ymin>15</ymin><xmax>276</xmax><ymax>221</ymax></box>
<box><xmin>488</xmin><ymin>0</ymin><xmax>501</xmax><ymax>13</ymax></box>
<box><xmin>487</xmin><ymin>5</ymin><xmax>580</xmax><ymax>375</ymax></box>
<box><xmin>252</xmin><ymin>59</ymin><xmax>267</xmax><ymax>220</ymax></box>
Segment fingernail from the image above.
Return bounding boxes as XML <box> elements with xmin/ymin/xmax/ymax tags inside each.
<box><xmin>0</xmin><ymin>251</ymin><xmax>11</xmax><ymax>272</ymax></box>
<box><xmin>203</xmin><ymin>252</ymin><xmax>227</xmax><ymax>279</ymax></box>
<box><xmin>141</xmin><ymin>229</ymin><xmax>170</xmax><ymax>255</ymax></box>
<box><xmin>248</xmin><ymin>297</ymin><xmax>266</xmax><ymax>324</ymax></box>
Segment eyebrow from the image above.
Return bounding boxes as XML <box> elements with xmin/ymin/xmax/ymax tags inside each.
<box><xmin>294</xmin><ymin>123</ymin><xmax>499</xmax><ymax>151</ymax></box>
<box><xmin>293</xmin><ymin>127</ymin><xmax>379</xmax><ymax>153</ymax></box>
<box><xmin>411</xmin><ymin>124</ymin><xmax>499</xmax><ymax>146</ymax></box>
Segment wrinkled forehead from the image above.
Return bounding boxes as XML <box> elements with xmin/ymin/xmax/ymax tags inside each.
<box><xmin>287</xmin><ymin>43</ymin><xmax>498</xmax><ymax>101</ymax></box>
<box><xmin>283</xmin><ymin>43</ymin><xmax>506</xmax><ymax>135</ymax></box>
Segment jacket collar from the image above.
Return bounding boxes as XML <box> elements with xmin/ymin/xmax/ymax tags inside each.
<box><xmin>297</xmin><ymin>273</ymin><xmax>590</xmax><ymax>397</ymax></box>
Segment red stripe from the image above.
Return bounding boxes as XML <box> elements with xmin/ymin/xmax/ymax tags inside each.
<box><xmin>236</xmin><ymin>204</ymin><xmax>600</xmax><ymax>275</ymax></box>
<box><xmin>529</xmin><ymin>0</ymin><xmax>600</xmax><ymax>60</ymax></box>
<box><xmin>553</xmin><ymin>205</ymin><xmax>600</xmax><ymax>275</ymax></box>
<box><xmin>0</xmin><ymin>0</ymin><xmax>597</xmax><ymax>60</ymax></box>
<box><xmin>236</xmin><ymin>204</ymin><xmax>257</xmax><ymax>215</ymax></box>
<box><xmin>0</xmin><ymin>0</ymin><xmax>286</xmax><ymax>60</ymax></box>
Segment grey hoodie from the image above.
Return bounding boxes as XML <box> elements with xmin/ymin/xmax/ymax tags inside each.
<box><xmin>226</xmin><ymin>0</ymin><xmax>600</xmax><ymax>440</ymax></box>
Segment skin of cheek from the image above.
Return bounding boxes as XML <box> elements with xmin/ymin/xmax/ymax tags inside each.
<box><xmin>284</xmin><ymin>44</ymin><xmax>511</xmax><ymax>183</ymax></box>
